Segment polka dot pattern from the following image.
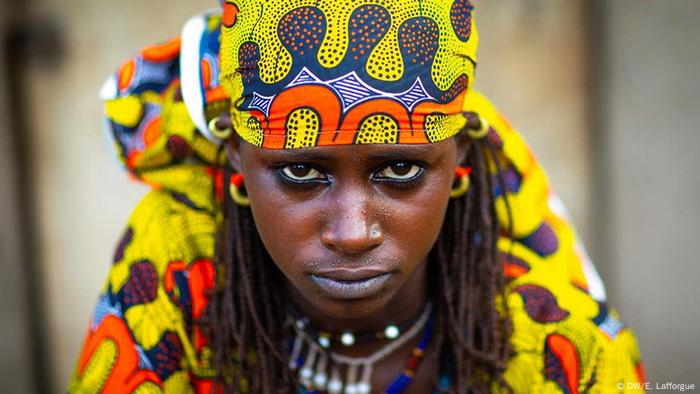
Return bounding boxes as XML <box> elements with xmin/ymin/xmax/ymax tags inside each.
<box><xmin>356</xmin><ymin>114</ymin><xmax>398</xmax><ymax>144</ymax></box>
<box><xmin>424</xmin><ymin>112</ymin><xmax>449</xmax><ymax>142</ymax></box>
<box><xmin>146</xmin><ymin>331</ymin><xmax>184</xmax><ymax>381</ymax></box>
<box><xmin>278</xmin><ymin>7</ymin><xmax>326</xmax><ymax>57</ymax></box>
<box><xmin>439</xmin><ymin>74</ymin><xmax>468</xmax><ymax>102</ymax></box>
<box><xmin>450</xmin><ymin>0</ymin><xmax>474</xmax><ymax>41</ymax></box>
<box><xmin>246</xmin><ymin>117</ymin><xmax>264</xmax><ymax>147</ymax></box>
<box><xmin>285</xmin><ymin>108</ymin><xmax>320</xmax><ymax>149</ymax></box>
<box><xmin>514</xmin><ymin>284</ymin><xmax>570</xmax><ymax>323</ymax></box>
<box><xmin>347</xmin><ymin>5</ymin><xmax>391</xmax><ymax>66</ymax></box>
<box><xmin>398</xmin><ymin>17</ymin><xmax>440</xmax><ymax>67</ymax></box>
<box><xmin>121</xmin><ymin>260</ymin><xmax>159</xmax><ymax>308</ymax></box>
<box><xmin>238</xmin><ymin>42</ymin><xmax>260</xmax><ymax>85</ymax></box>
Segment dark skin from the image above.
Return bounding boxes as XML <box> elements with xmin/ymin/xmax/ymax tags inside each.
<box><xmin>225</xmin><ymin>119</ymin><xmax>471</xmax><ymax>393</ymax></box>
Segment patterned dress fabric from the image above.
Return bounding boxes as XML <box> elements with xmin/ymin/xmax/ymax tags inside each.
<box><xmin>69</xmin><ymin>6</ymin><xmax>644</xmax><ymax>394</ymax></box>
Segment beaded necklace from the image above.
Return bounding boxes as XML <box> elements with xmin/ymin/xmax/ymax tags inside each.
<box><xmin>290</xmin><ymin>304</ymin><xmax>435</xmax><ymax>394</ymax></box>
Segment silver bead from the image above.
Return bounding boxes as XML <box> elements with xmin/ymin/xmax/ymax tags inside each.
<box><xmin>328</xmin><ymin>379</ymin><xmax>343</xmax><ymax>394</ymax></box>
<box><xmin>340</xmin><ymin>331</ymin><xmax>355</xmax><ymax>346</ymax></box>
<box><xmin>299</xmin><ymin>367</ymin><xmax>313</xmax><ymax>388</ymax></box>
<box><xmin>300</xmin><ymin>367</ymin><xmax>313</xmax><ymax>379</ymax></box>
<box><xmin>356</xmin><ymin>382</ymin><xmax>371</xmax><ymax>394</ymax></box>
<box><xmin>384</xmin><ymin>325</ymin><xmax>400</xmax><ymax>339</ymax></box>
<box><xmin>345</xmin><ymin>384</ymin><xmax>358</xmax><ymax>394</ymax></box>
<box><xmin>313</xmin><ymin>373</ymin><xmax>328</xmax><ymax>389</ymax></box>
<box><xmin>314</xmin><ymin>351</ymin><xmax>329</xmax><ymax>390</ymax></box>
<box><xmin>318</xmin><ymin>333</ymin><xmax>331</xmax><ymax>349</ymax></box>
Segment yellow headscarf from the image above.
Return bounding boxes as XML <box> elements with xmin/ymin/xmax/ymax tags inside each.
<box><xmin>219</xmin><ymin>0</ymin><xmax>478</xmax><ymax>149</ymax></box>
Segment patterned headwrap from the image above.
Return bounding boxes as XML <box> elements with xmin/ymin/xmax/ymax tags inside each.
<box><xmin>79</xmin><ymin>3</ymin><xmax>646</xmax><ymax>393</ymax></box>
<box><xmin>217</xmin><ymin>0</ymin><xmax>478</xmax><ymax>149</ymax></box>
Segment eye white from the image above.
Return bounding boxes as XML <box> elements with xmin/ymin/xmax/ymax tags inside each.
<box><xmin>282</xmin><ymin>165</ymin><xmax>325</xmax><ymax>181</ymax></box>
<box><xmin>377</xmin><ymin>164</ymin><xmax>422</xmax><ymax>180</ymax></box>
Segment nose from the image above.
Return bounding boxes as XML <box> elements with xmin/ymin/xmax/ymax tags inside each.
<box><xmin>320</xmin><ymin>195</ymin><xmax>384</xmax><ymax>255</ymax></box>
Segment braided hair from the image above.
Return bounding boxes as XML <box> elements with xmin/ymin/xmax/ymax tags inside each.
<box><xmin>204</xmin><ymin>125</ymin><xmax>514</xmax><ymax>393</ymax></box>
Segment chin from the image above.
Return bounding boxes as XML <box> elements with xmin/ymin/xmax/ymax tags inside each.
<box><xmin>306</xmin><ymin>277</ymin><xmax>399</xmax><ymax>320</ymax></box>
<box><xmin>320</xmin><ymin>293</ymin><xmax>393</xmax><ymax>320</ymax></box>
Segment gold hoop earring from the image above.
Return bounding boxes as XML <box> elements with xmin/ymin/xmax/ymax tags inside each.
<box><xmin>229</xmin><ymin>173</ymin><xmax>250</xmax><ymax>207</ymax></box>
<box><xmin>208</xmin><ymin>116</ymin><xmax>233</xmax><ymax>140</ymax></box>
<box><xmin>450</xmin><ymin>166</ymin><xmax>471</xmax><ymax>199</ymax></box>
<box><xmin>463</xmin><ymin>112</ymin><xmax>490</xmax><ymax>140</ymax></box>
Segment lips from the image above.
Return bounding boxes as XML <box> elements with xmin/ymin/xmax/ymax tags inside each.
<box><xmin>310</xmin><ymin>268</ymin><xmax>393</xmax><ymax>300</ymax></box>
<box><xmin>312</xmin><ymin>267</ymin><xmax>390</xmax><ymax>281</ymax></box>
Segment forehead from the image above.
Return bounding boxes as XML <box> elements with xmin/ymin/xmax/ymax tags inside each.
<box><xmin>241</xmin><ymin>138</ymin><xmax>457</xmax><ymax>162</ymax></box>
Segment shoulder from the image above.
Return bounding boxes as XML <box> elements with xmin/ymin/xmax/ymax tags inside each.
<box><xmin>124</xmin><ymin>186</ymin><xmax>218</xmax><ymax>260</ymax></box>
<box><xmin>462</xmin><ymin>90</ymin><xmax>645</xmax><ymax>392</ymax></box>
<box><xmin>69</xmin><ymin>189</ymin><xmax>218</xmax><ymax>393</ymax></box>
<box><xmin>500</xmin><ymin>241</ymin><xmax>644</xmax><ymax>393</ymax></box>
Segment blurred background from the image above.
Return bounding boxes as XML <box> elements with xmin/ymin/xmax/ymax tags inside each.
<box><xmin>1</xmin><ymin>0</ymin><xmax>698</xmax><ymax>392</ymax></box>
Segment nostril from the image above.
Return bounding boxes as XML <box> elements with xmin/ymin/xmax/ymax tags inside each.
<box><xmin>321</xmin><ymin>223</ymin><xmax>384</xmax><ymax>255</ymax></box>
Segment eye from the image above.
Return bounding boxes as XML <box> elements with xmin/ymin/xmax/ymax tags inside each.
<box><xmin>280</xmin><ymin>164</ymin><xmax>326</xmax><ymax>182</ymax></box>
<box><xmin>375</xmin><ymin>162</ymin><xmax>423</xmax><ymax>181</ymax></box>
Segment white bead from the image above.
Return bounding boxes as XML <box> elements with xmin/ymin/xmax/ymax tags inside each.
<box><xmin>319</xmin><ymin>335</ymin><xmax>331</xmax><ymax>348</ymax></box>
<box><xmin>296</xmin><ymin>319</ymin><xmax>305</xmax><ymax>329</ymax></box>
<box><xmin>313</xmin><ymin>373</ymin><xmax>328</xmax><ymax>388</ymax></box>
<box><xmin>384</xmin><ymin>325</ymin><xmax>400</xmax><ymax>339</ymax></box>
<box><xmin>300</xmin><ymin>367</ymin><xmax>313</xmax><ymax>379</ymax></box>
<box><xmin>356</xmin><ymin>383</ymin><xmax>371</xmax><ymax>394</ymax></box>
<box><xmin>345</xmin><ymin>384</ymin><xmax>358</xmax><ymax>394</ymax></box>
<box><xmin>340</xmin><ymin>331</ymin><xmax>355</xmax><ymax>346</ymax></box>
<box><xmin>328</xmin><ymin>379</ymin><xmax>343</xmax><ymax>394</ymax></box>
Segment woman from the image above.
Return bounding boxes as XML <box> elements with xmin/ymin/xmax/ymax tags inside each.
<box><xmin>70</xmin><ymin>1</ymin><xmax>644</xmax><ymax>393</ymax></box>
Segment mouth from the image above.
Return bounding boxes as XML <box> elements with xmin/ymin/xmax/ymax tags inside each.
<box><xmin>309</xmin><ymin>268</ymin><xmax>393</xmax><ymax>300</ymax></box>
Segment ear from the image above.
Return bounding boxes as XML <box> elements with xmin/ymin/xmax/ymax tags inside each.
<box><xmin>216</xmin><ymin>112</ymin><xmax>243</xmax><ymax>173</ymax></box>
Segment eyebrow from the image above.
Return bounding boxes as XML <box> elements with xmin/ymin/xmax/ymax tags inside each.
<box><xmin>260</xmin><ymin>151</ymin><xmax>335</xmax><ymax>161</ymax></box>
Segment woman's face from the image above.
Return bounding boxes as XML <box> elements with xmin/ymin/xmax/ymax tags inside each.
<box><xmin>229</xmin><ymin>136</ymin><xmax>469</xmax><ymax>322</ymax></box>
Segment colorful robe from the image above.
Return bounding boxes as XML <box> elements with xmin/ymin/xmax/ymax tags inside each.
<box><xmin>68</xmin><ymin>12</ymin><xmax>645</xmax><ymax>394</ymax></box>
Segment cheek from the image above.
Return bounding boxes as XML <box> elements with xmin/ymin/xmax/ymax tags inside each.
<box><xmin>381</xmin><ymin>176</ymin><xmax>453</xmax><ymax>266</ymax></box>
<box><xmin>245</xmin><ymin>177</ymin><xmax>320</xmax><ymax>276</ymax></box>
